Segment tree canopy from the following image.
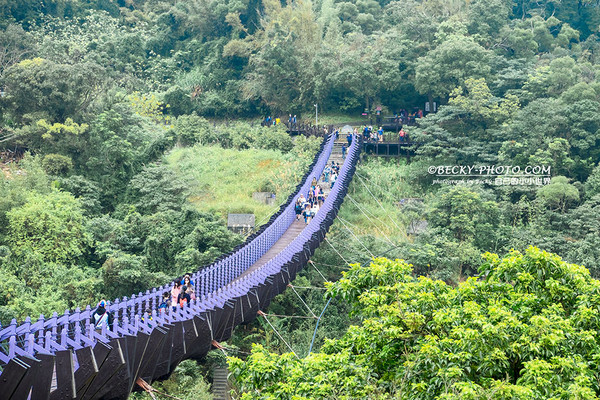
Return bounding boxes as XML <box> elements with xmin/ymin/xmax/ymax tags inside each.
<box><xmin>231</xmin><ymin>248</ymin><xmax>600</xmax><ymax>399</ymax></box>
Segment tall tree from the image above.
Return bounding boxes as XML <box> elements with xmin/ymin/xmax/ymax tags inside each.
<box><xmin>415</xmin><ymin>35</ymin><xmax>493</xmax><ymax>102</ymax></box>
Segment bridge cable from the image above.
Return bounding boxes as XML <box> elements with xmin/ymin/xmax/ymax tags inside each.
<box><xmin>337</xmin><ymin>216</ymin><xmax>375</xmax><ymax>258</ymax></box>
<box><xmin>264</xmin><ymin>313</ymin><xmax>317</xmax><ymax>320</ymax></box>
<box><xmin>327</xmin><ymin>234</ymin><xmax>366</xmax><ymax>263</ymax></box>
<box><xmin>306</xmin><ymin>261</ymin><xmax>348</xmax><ymax>269</ymax></box>
<box><xmin>289</xmin><ymin>284</ymin><xmax>327</xmax><ymax>290</ymax></box>
<box><xmin>336</xmin><ymin>211</ymin><xmax>394</xmax><ymax>248</ymax></box>
<box><xmin>346</xmin><ymin>194</ymin><xmax>395</xmax><ymax>246</ymax></box>
<box><xmin>355</xmin><ymin>173</ymin><xmax>403</xmax><ymax>232</ymax></box>
<box><xmin>308</xmin><ymin>297</ymin><xmax>333</xmax><ymax>356</ymax></box>
<box><xmin>325</xmin><ymin>236</ymin><xmax>351</xmax><ymax>265</ymax></box>
<box><xmin>258</xmin><ymin>311</ymin><xmax>299</xmax><ymax>358</ymax></box>
<box><xmin>136</xmin><ymin>378</ymin><xmax>183</xmax><ymax>400</ymax></box>
<box><xmin>222</xmin><ymin>347</ymin><xmax>252</xmax><ymax>355</ymax></box>
<box><xmin>212</xmin><ymin>340</ymin><xmax>253</xmax><ymax>355</ymax></box>
<box><xmin>337</xmin><ymin>214</ymin><xmax>393</xmax><ymax>252</ymax></box>
<box><xmin>305</xmin><ymin>243</ymin><xmax>405</xmax><ymax>358</ymax></box>
<box><xmin>287</xmin><ymin>284</ymin><xmax>317</xmax><ymax>318</ymax></box>
<box><xmin>346</xmin><ymin>193</ymin><xmax>395</xmax><ymax>242</ymax></box>
<box><xmin>308</xmin><ymin>260</ymin><xmax>327</xmax><ymax>281</ymax></box>
<box><xmin>355</xmin><ymin>172</ymin><xmax>403</xmax><ymax>232</ymax></box>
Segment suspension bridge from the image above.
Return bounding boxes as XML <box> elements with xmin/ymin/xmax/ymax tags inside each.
<box><xmin>0</xmin><ymin>131</ymin><xmax>363</xmax><ymax>399</ymax></box>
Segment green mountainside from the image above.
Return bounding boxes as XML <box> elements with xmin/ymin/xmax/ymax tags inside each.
<box><xmin>4</xmin><ymin>0</ymin><xmax>600</xmax><ymax>398</ymax></box>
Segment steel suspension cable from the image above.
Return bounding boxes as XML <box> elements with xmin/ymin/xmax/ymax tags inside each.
<box><xmin>309</xmin><ymin>260</ymin><xmax>327</xmax><ymax>281</ymax></box>
<box><xmin>325</xmin><ymin>236</ymin><xmax>351</xmax><ymax>266</ymax></box>
<box><xmin>346</xmin><ymin>194</ymin><xmax>395</xmax><ymax>245</ymax></box>
<box><xmin>355</xmin><ymin>173</ymin><xmax>403</xmax><ymax>232</ymax></box>
<box><xmin>337</xmin><ymin>213</ymin><xmax>395</xmax><ymax>249</ymax></box>
<box><xmin>336</xmin><ymin>216</ymin><xmax>375</xmax><ymax>258</ymax></box>
<box><xmin>258</xmin><ymin>311</ymin><xmax>298</xmax><ymax>358</ymax></box>
<box><xmin>287</xmin><ymin>284</ymin><xmax>317</xmax><ymax>318</ymax></box>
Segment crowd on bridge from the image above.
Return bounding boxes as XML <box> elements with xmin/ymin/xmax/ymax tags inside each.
<box><xmin>91</xmin><ymin>157</ymin><xmax>347</xmax><ymax>331</ymax></box>
<box><xmin>393</xmin><ymin>108</ymin><xmax>423</xmax><ymax>125</ymax></box>
<box><xmin>346</xmin><ymin>125</ymin><xmax>408</xmax><ymax>144</ymax></box>
<box><xmin>91</xmin><ymin>161</ymin><xmax>345</xmax><ymax>329</ymax></box>
<box><xmin>263</xmin><ymin>110</ymin><xmax>413</xmax><ymax>144</ymax></box>
<box><xmin>91</xmin><ymin>273</ymin><xmax>199</xmax><ymax>331</ymax></box>
<box><xmin>294</xmin><ymin>160</ymin><xmax>341</xmax><ymax>225</ymax></box>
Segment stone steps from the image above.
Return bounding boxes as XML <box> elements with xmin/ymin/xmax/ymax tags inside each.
<box><xmin>213</xmin><ymin>365</ymin><xmax>230</xmax><ymax>400</ymax></box>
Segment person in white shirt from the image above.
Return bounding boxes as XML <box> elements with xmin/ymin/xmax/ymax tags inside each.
<box><xmin>311</xmin><ymin>203</ymin><xmax>319</xmax><ymax>219</ymax></box>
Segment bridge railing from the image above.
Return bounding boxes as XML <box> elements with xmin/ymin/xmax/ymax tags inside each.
<box><xmin>220</xmin><ymin>134</ymin><xmax>361</xmax><ymax>299</ymax></box>
<box><xmin>0</xmin><ymin>132</ymin><xmax>361</xmax><ymax>400</ymax></box>
<box><xmin>0</xmin><ymin>132</ymin><xmax>336</xmax><ymax>366</ymax></box>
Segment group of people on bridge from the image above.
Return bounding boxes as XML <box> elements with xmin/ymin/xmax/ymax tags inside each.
<box><xmin>346</xmin><ymin>126</ymin><xmax>408</xmax><ymax>144</ymax></box>
<box><xmin>294</xmin><ymin>160</ymin><xmax>341</xmax><ymax>225</ymax></box>
<box><xmin>165</xmin><ymin>274</ymin><xmax>196</xmax><ymax>312</ymax></box>
<box><xmin>92</xmin><ymin>273</ymin><xmax>199</xmax><ymax>331</ymax></box>
<box><xmin>389</xmin><ymin>108</ymin><xmax>423</xmax><ymax>126</ymax></box>
<box><xmin>91</xmin><ymin>131</ymin><xmax>352</xmax><ymax>333</ymax></box>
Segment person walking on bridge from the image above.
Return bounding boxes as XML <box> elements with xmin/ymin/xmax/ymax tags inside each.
<box><xmin>171</xmin><ymin>281</ymin><xmax>182</xmax><ymax>312</ymax></box>
<box><xmin>182</xmin><ymin>275</ymin><xmax>196</xmax><ymax>301</ymax></box>
<box><xmin>177</xmin><ymin>286</ymin><xmax>191</xmax><ymax>308</ymax></box>
<box><xmin>159</xmin><ymin>292</ymin><xmax>170</xmax><ymax>313</ymax></box>
<box><xmin>93</xmin><ymin>300</ymin><xmax>113</xmax><ymax>331</ymax></box>
<box><xmin>399</xmin><ymin>128</ymin><xmax>406</xmax><ymax>143</ymax></box>
<box><xmin>323</xmin><ymin>164</ymin><xmax>331</xmax><ymax>182</ymax></box>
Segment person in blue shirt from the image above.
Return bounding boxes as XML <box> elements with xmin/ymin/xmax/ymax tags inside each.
<box><xmin>159</xmin><ymin>292</ymin><xmax>170</xmax><ymax>312</ymax></box>
<box><xmin>181</xmin><ymin>273</ymin><xmax>194</xmax><ymax>287</ymax></box>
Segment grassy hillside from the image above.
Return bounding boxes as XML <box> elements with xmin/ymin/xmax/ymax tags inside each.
<box><xmin>166</xmin><ymin>145</ymin><xmax>309</xmax><ymax>225</ymax></box>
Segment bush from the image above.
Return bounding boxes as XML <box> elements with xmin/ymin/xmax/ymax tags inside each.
<box><xmin>173</xmin><ymin>114</ymin><xmax>213</xmax><ymax>146</ymax></box>
<box><xmin>255</xmin><ymin>125</ymin><xmax>294</xmax><ymax>153</ymax></box>
<box><xmin>58</xmin><ymin>175</ymin><xmax>102</xmax><ymax>215</ymax></box>
<box><xmin>7</xmin><ymin>190</ymin><xmax>90</xmax><ymax>264</ymax></box>
<box><xmin>163</xmin><ymin>86</ymin><xmax>197</xmax><ymax>117</ymax></box>
<box><xmin>41</xmin><ymin>153</ymin><xmax>73</xmax><ymax>175</ymax></box>
<box><xmin>101</xmin><ymin>252</ymin><xmax>156</xmax><ymax>299</ymax></box>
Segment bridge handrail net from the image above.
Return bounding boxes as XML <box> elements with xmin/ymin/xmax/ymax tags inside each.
<box><xmin>0</xmin><ymin>132</ymin><xmax>338</xmax><ymax>364</ymax></box>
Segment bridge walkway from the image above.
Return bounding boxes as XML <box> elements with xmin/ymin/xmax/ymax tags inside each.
<box><xmin>0</xmin><ymin>132</ymin><xmax>361</xmax><ymax>400</ymax></box>
<box><xmin>237</xmin><ymin>144</ymin><xmax>345</xmax><ymax>281</ymax></box>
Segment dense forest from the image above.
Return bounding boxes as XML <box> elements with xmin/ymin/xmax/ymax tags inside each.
<box><xmin>4</xmin><ymin>0</ymin><xmax>600</xmax><ymax>398</ymax></box>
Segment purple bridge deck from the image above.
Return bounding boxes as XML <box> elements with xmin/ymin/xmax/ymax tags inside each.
<box><xmin>0</xmin><ymin>132</ymin><xmax>362</xmax><ymax>400</ymax></box>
